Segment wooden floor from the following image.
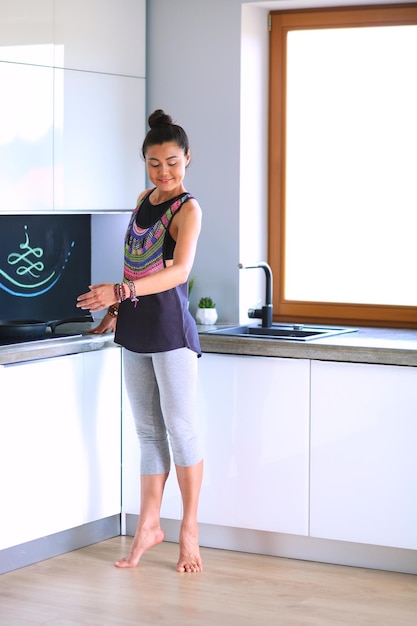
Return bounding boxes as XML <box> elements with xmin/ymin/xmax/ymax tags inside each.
<box><xmin>0</xmin><ymin>537</ymin><xmax>416</xmax><ymax>626</ymax></box>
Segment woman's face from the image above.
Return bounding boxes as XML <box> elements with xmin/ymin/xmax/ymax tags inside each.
<box><xmin>145</xmin><ymin>141</ymin><xmax>190</xmax><ymax>194</ymax></box>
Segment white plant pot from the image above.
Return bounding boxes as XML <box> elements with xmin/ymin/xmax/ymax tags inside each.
<box><xmin>196</xmin><ymin>307</ymin><xmax>218</xmax><ymax>325</ymax></box>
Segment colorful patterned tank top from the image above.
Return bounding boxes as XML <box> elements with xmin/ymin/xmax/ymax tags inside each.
<box><xmin>124</xmin><ymin>190</ymin><xmax>193</xmax><ymax>281</ymax></box>
<box><xmin>114</xmin><ymin>190</ymin><xmax>201</xmax><ymax>356</ymax></box>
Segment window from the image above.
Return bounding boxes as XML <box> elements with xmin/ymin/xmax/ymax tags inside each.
<box><xmin>269</xmin><ymin>4</ymin><xmax>417</xmax><ymax>328</ymax></box>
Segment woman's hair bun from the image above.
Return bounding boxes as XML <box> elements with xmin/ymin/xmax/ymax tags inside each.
<box><xmin>142</xmin><ymin>109</ymin><xmax>189</xmax><ymax>158</ymax></box>
<box><xmin>148</xmin><ymin>109</ymin><xmax>173</xmax><ymax>128</ymax></box>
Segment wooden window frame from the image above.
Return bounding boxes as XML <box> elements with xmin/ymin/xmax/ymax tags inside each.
<box><xmin>268</xmin><ymin>4</ymin><xmax>417</xmax><ymax>328</ymax></box>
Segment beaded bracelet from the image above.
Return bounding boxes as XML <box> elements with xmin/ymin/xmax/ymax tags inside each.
<box><xmin>127</xmin><ymin>280</ymin><xmax>139</xmax><ymax>307</ymax></box>
<box><xmin>107</xmin><ymin>304</ymin><xmax>119</xmax><ymax>318</ymax></box>
<box><xmin>113</xmin><ymin>282</ymin><xmax>127</xmax><ymax>303</ymax></box>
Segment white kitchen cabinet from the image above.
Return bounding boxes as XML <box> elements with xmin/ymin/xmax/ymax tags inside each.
<box><xmin>196</xmin><ymin>353</ymin><xmax>310</xmax><ymax>535</ymax></box>
<box><xmin>54</xmin><ymin>0</ymin><xmax>145</xmax><ymax>76</ymax></box>
<box><xmin>1</xmin><ymin>355</ymin><xmax>84</xmax><ymax>548</ymax></box>
<box><xmin>0</xmin><ymin>0</ymin><xmax>53</xmax><ymax>65</ymax></box>
<box><xmin>310</xmin><ymin>360</ymin><xmax>417</xmax><ymax>550</ymax></box>
<box><xmin>81</xmin><ymin>348</ymin><xmax>122</xmax><ymax>523</ymax></box>
<box><xmin>53</xmin><ymin>69</ymin><xmax>145</xmax><ymax>212</ymax></box>
<box><xmin>0</xmin><ymin>62</ymin><xmax>54</xmax><ymax>213</ymax></box>
<box><xmin>0</xmin><ymin>347</ymin><xmax>121</xmax><ymax>551</ymax></box>
<box><xmin>0</xmin><ymin>0</ymin><xmax>146</xmax><ymax>214</ymax></box>
<box><xmin>0</xmin><ymin>0</ymin><xmax>145</xmax><ymax>76</ymax></box>
<box><xmin>121</xmin><ymin>360</ymin><xmax>182</xmax><ymax>520</ymax></box>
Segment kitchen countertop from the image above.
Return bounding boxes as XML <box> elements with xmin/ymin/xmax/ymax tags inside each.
<box><xmin>198</xmin><ymin>324</ymin><xmax>417</xmax><ymax>367</ymax></box>
<box><xmin>0</xmin><ymin>322</ymin><xmax>117</xmax><ymax>366</ymax></box>
<box><xmin>1</xmin><ymin>322</ymin><xmax>416</xmax><ymax>367</ymax></box>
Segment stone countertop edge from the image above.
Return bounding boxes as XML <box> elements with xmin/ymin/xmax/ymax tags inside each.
<box><xmin>1</xmin><ymin>322</ymin><xmax>416</xmax><ymax>367</ymax></box>
<box><xmin>198</xmin><ymin>324</ymin><xmax>417</xmax><ymax>367</ymax></box>
<box><xmin>0</xmin><ymin>322</ymin><xmax>117</xmax><ymax>366</ymax></box>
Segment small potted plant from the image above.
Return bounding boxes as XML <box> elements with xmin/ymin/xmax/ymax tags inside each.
<box><xmin>196</xmin><ymin>296</ymin><xmax>218</xmax><ymax>325</ymax></box>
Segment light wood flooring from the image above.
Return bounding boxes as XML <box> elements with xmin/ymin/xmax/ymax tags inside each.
<box><xmin>0</xmin><ymin>537</ymin><xmax>416</xmax><ymax>626</ymax></box>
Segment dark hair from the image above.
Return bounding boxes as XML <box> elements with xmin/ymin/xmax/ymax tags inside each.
<box><xmin>141</xmin><ymin>109</ymin><xmax>190</xmax><ymax>158</ymax></box>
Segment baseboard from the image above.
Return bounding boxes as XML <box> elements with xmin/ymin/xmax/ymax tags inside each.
<box><xmin>3</xmin><ymin>514</ymin><xmax>415</xmax><ymax>576</ymax></box>
<box><xmin>124</xmin><ymin>514</ymin><xmax>417</xmax><ymax>575</ymax></box>
<box><xmin>196</xmin><ymin>523</ymin><xmax>417</xmax><ymax>576</ymax></box>
<box><xmin>0</xmin><ymin>515</ymin><xmax>120</xmax><ymax>575</ymax></box>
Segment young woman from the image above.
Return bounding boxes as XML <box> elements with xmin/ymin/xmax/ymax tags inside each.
<box><xmin>77</xmin><ymin>110</ymin><xmax>203</xmax><ymax>573</ymax></box>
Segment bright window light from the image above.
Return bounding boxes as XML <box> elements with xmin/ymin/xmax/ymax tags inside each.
<box><xmin>285</xmin><ymin>25</ymin><xmax>417</xmax><ymax>306</ymax></box>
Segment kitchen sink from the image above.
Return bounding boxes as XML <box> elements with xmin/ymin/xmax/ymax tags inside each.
<box><xmin>204</xmin><ymin>323</ymin><xmax>357</xmax><ymax>342</ymax></box>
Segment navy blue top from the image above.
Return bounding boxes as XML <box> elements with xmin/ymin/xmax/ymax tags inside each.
<box><xmin>114</xmin><ymin>191</ymin><xmax>201</xmax><ymax>356</ymax></box>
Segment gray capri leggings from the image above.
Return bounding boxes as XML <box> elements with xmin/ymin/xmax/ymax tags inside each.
<box><xmin>122</xmin><ymin>347</ymin><xmax>203</xmax><ymax>474</ymax></box>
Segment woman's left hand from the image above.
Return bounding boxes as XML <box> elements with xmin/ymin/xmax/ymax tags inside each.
<box><xmin>77</xmin><ymin>283</ymin><xmax>116</xmax><ymax>312</ymax></box>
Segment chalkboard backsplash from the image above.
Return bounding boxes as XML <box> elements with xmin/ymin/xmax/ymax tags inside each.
<box><xmin>0</xmin><ymin>215</ymin><xmax>91</xmax><ymax>320</ymax></box>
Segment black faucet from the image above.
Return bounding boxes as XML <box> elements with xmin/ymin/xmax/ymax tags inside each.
<box><xmin>238</xmin><ymin>262</ymin><xmax>273</xmax><ymax>328</ymax></box>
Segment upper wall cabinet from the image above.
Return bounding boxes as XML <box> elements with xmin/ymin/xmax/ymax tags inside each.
<box><xmin>54</xmin><ymin>70</ymin><xmax>145</xmax><ymax>211</ymax></box>
<box><xmin>0</xmin><ymin>61</ymin><xmax>54</xmax><ymax>212</ymax></box>
<box><xmin>54</xmin><ymin>0</ymin><xmax>146</xmax><ymax>76</ymax></box>
<box><xmin>0</xmin><ymin>0</ymin><xmax>145</xmax><ymax>76</ymax></box>
<box><xmin>0</xmin><ymin>0</ymin><xmax>54</xmax><ymax>65</ymax></box>
<box><xmin>0</xmin><ymin>0</ymin><xmax>146</xmax><ymax>213</ymax></box>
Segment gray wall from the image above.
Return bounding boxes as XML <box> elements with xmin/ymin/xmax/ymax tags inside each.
<box><xmin>147</xmin><ymin>0</ymin><xmax>246</xmax><ymax>321</ymax></box>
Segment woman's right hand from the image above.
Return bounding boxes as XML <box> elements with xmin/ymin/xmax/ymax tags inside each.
<box><xmin>87</xmin><ymin>313</ymin><xmax>117</xmax><ymax>335</ymax></box>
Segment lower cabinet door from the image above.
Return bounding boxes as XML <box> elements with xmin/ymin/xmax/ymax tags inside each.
<box><xmin>0</xmin><ymin>348</ymin><xmax>121</xmax><ymax>551</ymax></box>
<box><xmin>1</xmin><ymin>355</ymin><xmax>85</xmax><ymax>548</ymax></box>
<box><xmin>197</xmin><ymin>353</ymin><xmax>310</xmax><ymax>535</ymax></box>
<box><xmin>82</xmin><ymin>348</ymin><xmax>122</xmax><ymax>523</ymax></box>
<box><xmin>310</xmin><ymin>360</ymin><xmax>417</xmax><ymax>550</ymax></box>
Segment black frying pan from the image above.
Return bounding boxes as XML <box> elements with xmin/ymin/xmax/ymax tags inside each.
<box><xmin>0</xmin><ymin>315</ymin><xmax>94</xmax><ymax>339</ymax></box>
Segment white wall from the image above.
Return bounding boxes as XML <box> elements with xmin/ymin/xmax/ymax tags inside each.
<box><xmin>146</xmin><ymin>0</ymin><xmax>414</xmax><ymax>322</ymax></box>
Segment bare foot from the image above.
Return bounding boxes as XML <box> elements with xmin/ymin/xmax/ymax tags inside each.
<box><xmin>115</xmin><ymin>527</ymin><xmax>165</xmax><ymax>568</ymax></box>
<box><xmin>176</xmin><ymin>522</ymin><xmax>202</xmax><ymax>573</ymax></box>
